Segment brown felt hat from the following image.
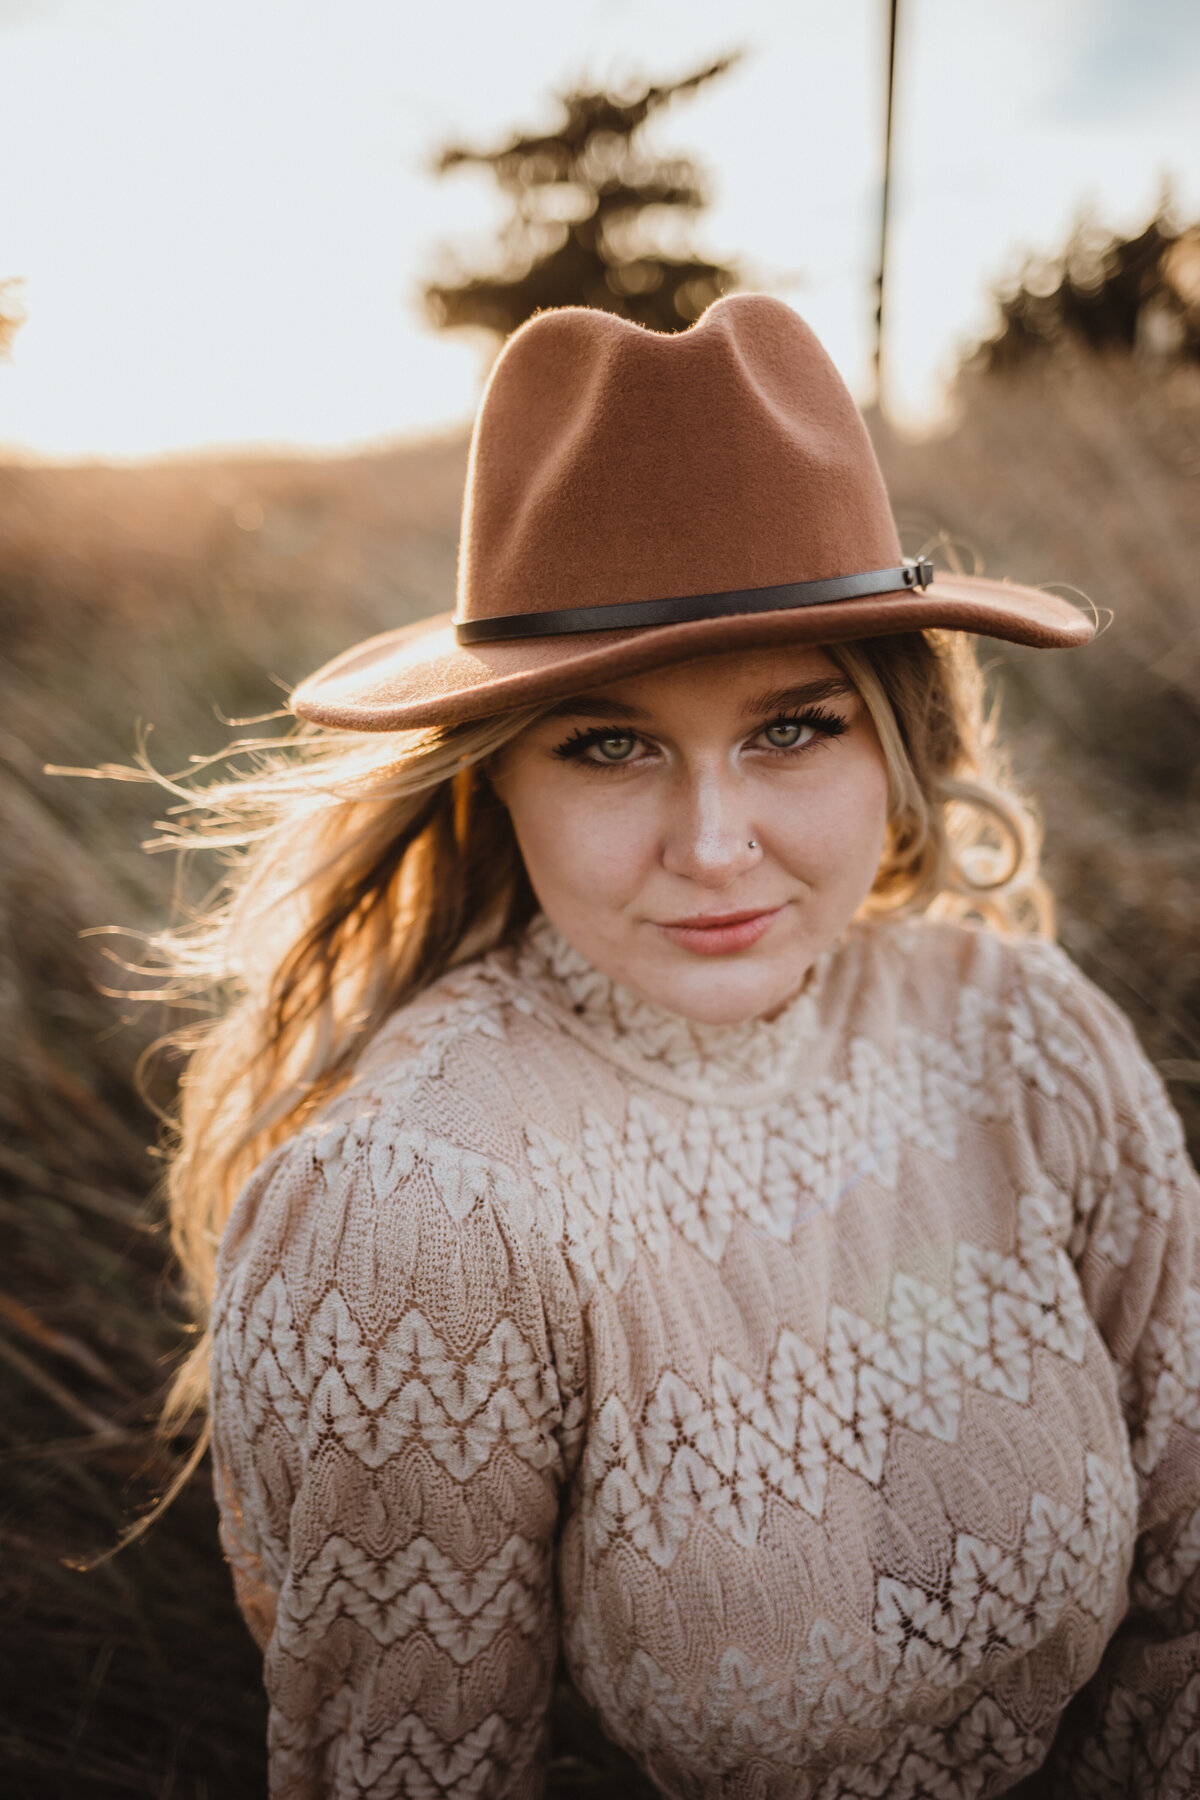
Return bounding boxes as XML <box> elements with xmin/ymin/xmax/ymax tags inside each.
<box><xmin>291</xmin><ymin>295</ymin><xmax>1093</xmax><ymax>731</ymax></box>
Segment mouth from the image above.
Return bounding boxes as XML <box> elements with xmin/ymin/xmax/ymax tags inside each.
<box><xmin>656</xmin><ymin>906</ymin><xmax>784</xmax><ymax>957</ymax></box>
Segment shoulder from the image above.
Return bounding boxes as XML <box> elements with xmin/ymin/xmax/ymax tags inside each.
<box><xmin>850</xmin><ymin>908</ymin><xmax>1111</xmax><ymax>1033</ymax></box>
<box><xmin>846</xmin><ymin>912</ymin><xmax>1177</xmax><ymax>1129</ymax></box>
<box><xmin>212</xmin><ymin>951</ymin><xmax>586</xmax><ymax>1341</ymax></box>
<box><xmin>847</xmin><ymin>907</ymin><xmax>1074</xmax><ymax>1012</ymax></box>
<box><xmin>329</xmin><ymin>942</ymin><xmax>600</xmax><ymax>1145</ymax></box>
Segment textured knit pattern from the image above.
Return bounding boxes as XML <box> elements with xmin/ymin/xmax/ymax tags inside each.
<box><xmin>210</xmin><ymin>914</ymin><xmax>1200</xmax><ymax>1798</ymax></box>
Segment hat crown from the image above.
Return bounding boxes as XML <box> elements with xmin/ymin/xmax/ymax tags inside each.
<box><xmin>457</xmin><ymin>295</ymin><xmax>902</xmax><ymax>625</ymax></box>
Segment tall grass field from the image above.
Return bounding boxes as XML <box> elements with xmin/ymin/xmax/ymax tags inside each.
<box><xmin>1</xmin><ymin>349</ymin><xmax>1197</xmax><ymax>1796</ymax></box>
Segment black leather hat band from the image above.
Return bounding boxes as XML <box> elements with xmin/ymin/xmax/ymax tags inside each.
<box><xmin>453</xmin><ymin>560</ymin><xmax>934</xmax><ymax>645</ymax></box>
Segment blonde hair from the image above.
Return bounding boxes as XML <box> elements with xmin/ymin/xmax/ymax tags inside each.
<box><xmin>133</xmin><ymin>628</ymin><xmax>1044</xmax><ymax>1475</ymax></box>
<box><xmin>829</xmin><ymin>632</ymin><xmax>1048</xmax><ymax>929</ymax></box>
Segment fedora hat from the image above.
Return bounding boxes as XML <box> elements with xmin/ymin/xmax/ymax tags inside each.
<box><xmin>291</xmin><ymin>295</ymin><xmax>1093</xmax><ymax>732</ymax></box>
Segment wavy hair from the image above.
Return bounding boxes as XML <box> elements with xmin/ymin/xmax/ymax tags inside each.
<box><xmin>128</xmin><ymin>627</ymin><xmax>1045</xmax><ymax>1476</ymax></box>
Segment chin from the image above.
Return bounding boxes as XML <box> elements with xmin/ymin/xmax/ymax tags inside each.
<box><xmin>634</xmin><ymin>958</ymin><xmax>805</xmax><ymax>1027</ymax></box>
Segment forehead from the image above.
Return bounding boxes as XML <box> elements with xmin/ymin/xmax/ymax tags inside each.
<box><xmin>541</xmin><ymin>644</ymin><xmax>850</xmax><ymax>722</ymax></box>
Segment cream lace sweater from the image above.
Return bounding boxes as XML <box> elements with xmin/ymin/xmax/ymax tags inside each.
<box><xmin>210</xmin><ymin>913</ymin><xmax>1200</xmax><ymax>1798</ymax></box>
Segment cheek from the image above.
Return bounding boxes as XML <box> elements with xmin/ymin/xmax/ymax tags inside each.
<box><xmin>503</xmin><ymin>766</ymin><xmax>656</xmax><ymax>914</ymax></box>
<box><xmin>776</xmin><ymin>748</ymin><xmax>891</xmax><ymax>896</ymax></box>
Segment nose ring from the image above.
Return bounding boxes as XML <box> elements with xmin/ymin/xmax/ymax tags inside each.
<box><xmin>748</xmin><ymin>839</ymin><xmax>758</xmax><ymax>849</ymax></box>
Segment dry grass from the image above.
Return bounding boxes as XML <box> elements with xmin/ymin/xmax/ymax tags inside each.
<box><xmin>0</xmin><ymin>439</ymin><xmax>469</xmax><ymax>1797</ymax></box>
<box><xmin>0</xmin><ymin>349</ymin><xmax>1197</xmax><ymax>1794</ymax></box>
<box><xmin>875</xmin><ymin>348</ymin><xmax>1200</xmax><ymax>1152</ymax></box>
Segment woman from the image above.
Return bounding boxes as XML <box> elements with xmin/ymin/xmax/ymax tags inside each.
<box><xmin>171</xmin><ymin>297</ymin><xmax>1200</xmax><ymax>1796</ymax></box>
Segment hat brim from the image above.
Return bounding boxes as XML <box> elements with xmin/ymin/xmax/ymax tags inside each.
<box><xmin>290</xmin><ymin>575</ymin><xmax>1094</xmax><ymax>733</ymax></box>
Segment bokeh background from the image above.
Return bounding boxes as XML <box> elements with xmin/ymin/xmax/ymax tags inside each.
<box><xmin>1</xmin><ymin>2</ymin><xmax>1199</xmax><ymax>1794</ymax></box>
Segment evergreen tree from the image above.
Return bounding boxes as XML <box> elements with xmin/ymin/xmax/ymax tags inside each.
<box><xmin>422</xmin><ymin>57</ymin><xmax>742</xmax><ymax>340</ymax></box>
<box><xmin>975</xmin><ymin>205</ymin><xmax>1200</xmax><ymax>373</ymax></box>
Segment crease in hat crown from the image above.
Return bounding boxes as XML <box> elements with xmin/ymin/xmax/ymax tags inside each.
<box><xmin>288</xmin><ymin>293</ymin><xmax>1093</xmax><ymax>734</ymax></box>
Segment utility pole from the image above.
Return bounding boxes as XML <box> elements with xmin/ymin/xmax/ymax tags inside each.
<box><xmin>873</xmin><ymin>0</ymin><xmax>900</xmax><ymax>414</ymax></box>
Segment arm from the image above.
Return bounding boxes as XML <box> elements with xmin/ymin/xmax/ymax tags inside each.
<box><xmin>1021</xmin><ymin>946</ymin><xmax>1200</xmax><ymax>1794</ymax></box>
<box><xmin>210</xmin><ymin>1112</ymin><xmax>583</xmax><ymax>1800</ymax></box>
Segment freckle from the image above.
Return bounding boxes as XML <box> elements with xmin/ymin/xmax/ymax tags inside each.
<box><xmin>573</xmin><ymin>1003</ymin><xmax>585</xmax><ymax>1015</ymax></box>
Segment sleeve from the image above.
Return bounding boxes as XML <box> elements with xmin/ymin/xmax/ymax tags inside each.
<box><xmin>208</xmin><ymin>1110</ymin><xmax>585</xmax><ymax>1800</ymax></box>
<box><xmin>1017</xmin><ymin>944</ymin><xmax>1200</xmax><ymax>1796</ymax></box>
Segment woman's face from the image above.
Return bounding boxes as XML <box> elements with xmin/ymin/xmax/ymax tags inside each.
<box><xmin>491</xmin><ymin>645</ymin><xmax>891</xmax><ymax>1025</ymax></box>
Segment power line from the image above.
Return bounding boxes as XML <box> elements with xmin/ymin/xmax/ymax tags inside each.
<box><xmin>874</xmin><ymin>0</ymin><xmax>900</xmax><ymax>413</ymax></box>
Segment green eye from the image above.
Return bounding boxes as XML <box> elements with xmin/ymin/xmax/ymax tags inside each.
<box><xmin>763</xmin><ymin>720</ymin><xmax>809</xmax><ymax>748</ymax></box>
<box><xmin>591</xmin><ymin>733</ymin><xmax>637</xmax><ymax>761</ymax></box>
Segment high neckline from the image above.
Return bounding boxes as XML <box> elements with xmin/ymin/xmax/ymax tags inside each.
<box><xmin>500</xmin><ymin>913</ymin><xmax>837</xmax><ymax>1098</ymax></box>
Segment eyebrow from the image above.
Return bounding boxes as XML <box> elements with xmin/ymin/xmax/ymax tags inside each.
<box><xmin>737</xmin><ymin>677</ymin><xmax>855</xmax><ymax>718</ymax></box>
<box><xmin>539</xmin><ymin>694</ymin><xmax>647</xmax><ymax>721</ymax></box>
<box><xmin>539</xmin><ymin>674</ymin><xmax>855</xmax><ymax>726</ymax></box>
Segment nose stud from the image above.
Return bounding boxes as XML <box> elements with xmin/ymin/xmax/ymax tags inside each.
<box><xmin>748</xmin><ymin>839</ymin><xmax>758</xmax><ymax>849</ymax></box>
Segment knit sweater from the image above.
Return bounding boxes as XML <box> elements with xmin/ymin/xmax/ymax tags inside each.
<box><xmin>210</xmin><ymin>912</ymin><xmax>1200</xmax><ymax>1799</ymax></box>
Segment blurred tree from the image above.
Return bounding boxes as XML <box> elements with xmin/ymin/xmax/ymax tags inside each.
<box><xmin>974</xmin><ymin>203</ymin><xmax>1200</xmax><ymax>373</ymax></box>
<box><xmin>0</xmin><ymin>276</ymin><xmax>25</xmax><ymax>359</ymax></box>
<box><xmin>422</xmin><ymin>56</ymin><xmax>743</xmax><ymax>339</ymax></box>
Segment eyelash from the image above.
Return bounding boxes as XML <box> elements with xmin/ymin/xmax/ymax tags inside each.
<box><xmin>552</xmin><ymin>706</ymin><xmax>849</xmax><ymax>766</ymax></box>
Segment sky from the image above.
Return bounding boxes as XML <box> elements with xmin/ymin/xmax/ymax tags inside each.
<box><xmin>0</xmin><ymin>0</ymin><xmax>1198</xmax><ymax>461</ymax></box>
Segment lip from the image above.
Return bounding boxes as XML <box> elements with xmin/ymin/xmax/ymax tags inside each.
<box><xmin>656</xmin><ymin>905</ymin><xmax>783</xmax><ymax>957</ymax></box>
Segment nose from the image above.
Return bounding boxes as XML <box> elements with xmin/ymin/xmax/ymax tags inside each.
<box><xmin>659</xmin><ymin>765</ymin><xmax>760</xmax><ymax>888</ymax></box>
